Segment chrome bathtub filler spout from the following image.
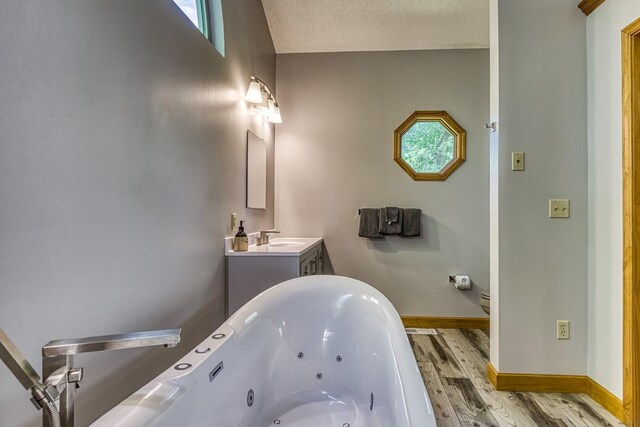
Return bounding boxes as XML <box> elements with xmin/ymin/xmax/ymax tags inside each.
<box><xmin>0</xmin><ymin>327</ymin><xmax>181</xmax><ymax>427</ymax></box>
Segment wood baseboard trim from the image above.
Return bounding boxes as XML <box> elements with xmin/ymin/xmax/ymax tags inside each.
<box><xmin>586</xmin><ymin>377</ymin><xmax>625</xmax><ymax>422</ymax></box>
<box><xmin>577</xmin><ymin>0</ymin><xmax>607</xmax><ymax>16</ymax></box>
<box><xmin>401</xmin><ymin>316</ymin><xmax>489</xmax><ymax>330</ymax></box>
<box><xmin>487</xmin><ymin>360</ymin><xmax>498</xmax><ymax>386</ymax></box>
<box><xmin>485</xmin><ymin>362</ymin><xmax>585</xmax><ymax>393</ymax></box>
<box><xmin>486</xmin><ymin>363</ymin><xmax>624</xmax><ymax>422</ymax></box>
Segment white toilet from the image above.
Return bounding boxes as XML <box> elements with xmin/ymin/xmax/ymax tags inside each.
<box><xmin>480</xmin><ymin>291</ymin><xmax>490</xmax><ymax>315</ymax></box>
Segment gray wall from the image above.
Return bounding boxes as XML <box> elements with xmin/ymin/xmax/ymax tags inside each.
<box><xmin>275</xmin><ymin>50</ymin><xmax>490</xmax><ymax>316</ymax></box>
<box><xmin>0</xmin><ymin>1</ymin><xmax>275</xmax><ymax>425</ymax></box>
<box><xmin>494</xmin><ymin>0</ymin><xmax>588</xmax><ymax>375</ymax></box>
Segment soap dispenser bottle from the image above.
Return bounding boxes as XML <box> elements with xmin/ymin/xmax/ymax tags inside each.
<box><xmin>233</xmin><ymin>221</ymin><xmax>249</xmax><ymax>252</ymax></box>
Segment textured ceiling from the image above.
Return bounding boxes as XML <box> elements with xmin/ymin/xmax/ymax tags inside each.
<box><xmin>261</xmin><ymin>0</ymin><xmax>490</xmax><ymax>54</ymax></box>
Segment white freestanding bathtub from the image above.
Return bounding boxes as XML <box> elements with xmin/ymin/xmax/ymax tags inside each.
<box><xmin>92</xmin><ymin>275</ymin><xmax>436</xmax><ymax>426</ymax></box>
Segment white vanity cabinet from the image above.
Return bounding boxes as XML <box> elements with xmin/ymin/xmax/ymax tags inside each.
<box><xmin>225</xmin><ymin>238</ymin><xmax>323</xmax><ymax>317</ymax></box>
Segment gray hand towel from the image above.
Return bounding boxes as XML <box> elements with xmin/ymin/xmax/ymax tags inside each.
<box><xmin>379</xmin><ymin>207</ymin><xmax>403</xmax><ymax>235</ymax></box>
<box><xmin>400</xmin><ymin>208</ymin><xmax>422</xmax><ymax>237</ymax></box>
<box><xmin>384</xmin><ymin>207</ymin><xmax>400</xmax><ymax>223</ymax></box>
<box><xmin>358</xmin><ymin>208</ymin><xmax>384</xmax><ymax>239</ymax></box>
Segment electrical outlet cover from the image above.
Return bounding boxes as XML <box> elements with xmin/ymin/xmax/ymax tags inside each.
<box><xmin>557</xmin><ymin>320</ymin><xmax>570</xmax><ymax>340</ymax></box>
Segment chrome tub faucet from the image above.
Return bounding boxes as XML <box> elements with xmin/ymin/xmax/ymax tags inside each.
<box><xmin>41</xmin><ymin>328</ymin><xmax>181</xmax><ymax>427</ymax></box>
<box><xmin>0</xmin><ymin>329</ymin><xmax>61</xmax><ymax>426</ymax></box>
<box><xmin>0</xmin><ymin>328</ymin><xmax>181</xmax><ymax>427</ymax></box>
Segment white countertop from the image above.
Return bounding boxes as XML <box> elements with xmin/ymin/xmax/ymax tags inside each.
<box><xmin>225</xmin><ymin>236</ymin><xmax>322</xmax><ymax>257</ymax></box>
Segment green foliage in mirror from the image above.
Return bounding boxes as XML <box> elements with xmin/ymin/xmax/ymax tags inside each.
<box><xmin>400</xmin><ymin>121</ymin><xmax>455</xmax><ymax>173</ymax></box>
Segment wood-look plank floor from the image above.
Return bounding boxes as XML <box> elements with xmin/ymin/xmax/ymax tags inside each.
<box><xmin>409</xmin><ymin>329</ymin><xmax>625</xmax><ymax>427</ymax></box>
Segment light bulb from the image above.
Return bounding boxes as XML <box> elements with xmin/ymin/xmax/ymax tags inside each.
<box><xmin>244</xmin><ymin>81</ymin><xmax>263</xmax><ymax>103</ymax></box>
<box><xmin>268</xmin><ymin>105</ymin><xmax>282</xmax><ymax>124</ymax></box>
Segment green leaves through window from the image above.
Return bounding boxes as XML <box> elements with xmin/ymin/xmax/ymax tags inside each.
<box><xmin>394</xmin><ymin>111</ymin><xmax>466</xmax><ymax>181</ymax></box>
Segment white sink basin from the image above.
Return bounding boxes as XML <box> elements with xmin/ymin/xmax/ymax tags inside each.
<box><xmin>268</xmin><ymin>241</ymin><xmax>305</xmax><ymax>248</ymax></box>
<box><xmin>225</xmin><ymin>237</ymin><xmax>322</xmax><ymax>257</ymax></box>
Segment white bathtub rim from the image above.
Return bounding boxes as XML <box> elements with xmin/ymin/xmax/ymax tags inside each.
<box><xmin>92</xmin><ymin>275</ymin><xmax>435</xmax><ymax>426</ymax></box>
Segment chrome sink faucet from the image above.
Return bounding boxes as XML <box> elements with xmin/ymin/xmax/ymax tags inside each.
<box><xmin>257</xmin><ymin>229</ymin><xmax>281</xmax><ymax>245</ymax></box>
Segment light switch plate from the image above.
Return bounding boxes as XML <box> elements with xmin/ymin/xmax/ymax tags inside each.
<box><xmin>512</xmin><ymin>152</ymin><xmax>524</xmax><ymax>171</ymax></box>
<box><xmin>549</xmin><ymin>199</ymin><xmax>570</xmax><ymax>218</ymax></box>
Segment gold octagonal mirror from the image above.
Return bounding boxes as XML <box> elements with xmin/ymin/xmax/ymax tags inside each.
<box><xmin>394</xmin><ymin>111</ymin><xmax>466</xmax><ymax>181</ymax></box>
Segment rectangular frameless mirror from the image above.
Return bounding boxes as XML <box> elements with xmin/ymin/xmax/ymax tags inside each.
<box><xmin>247</xmin><ymin>130</ymin><xmax>267</xmax><ymax>209</ymax></box>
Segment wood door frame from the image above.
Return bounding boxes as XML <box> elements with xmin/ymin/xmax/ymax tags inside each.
<box><xmin>623</xmin><ymin>17</ymin><xmax>640</xmax><ymax>427</ymax></box>
<box><xmin>578</xmin><ymin>0</ymin><xmax>608</xmax><ymax>16</ymax></box>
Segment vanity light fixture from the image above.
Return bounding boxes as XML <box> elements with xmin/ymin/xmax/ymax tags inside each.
<box><xmin>269</xmin><ymin>103</ymin><xmax>282</xmax><ymax>124</ymax></box>
<box><xmin>244</xmin><ymin>76</ymin><xmax>282</xmax><ymax>124</ymax></box>
<box><xmin>244</xmin><ymin>80</ymin><xmax>263</xmax><ymax>103</ymax></box>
